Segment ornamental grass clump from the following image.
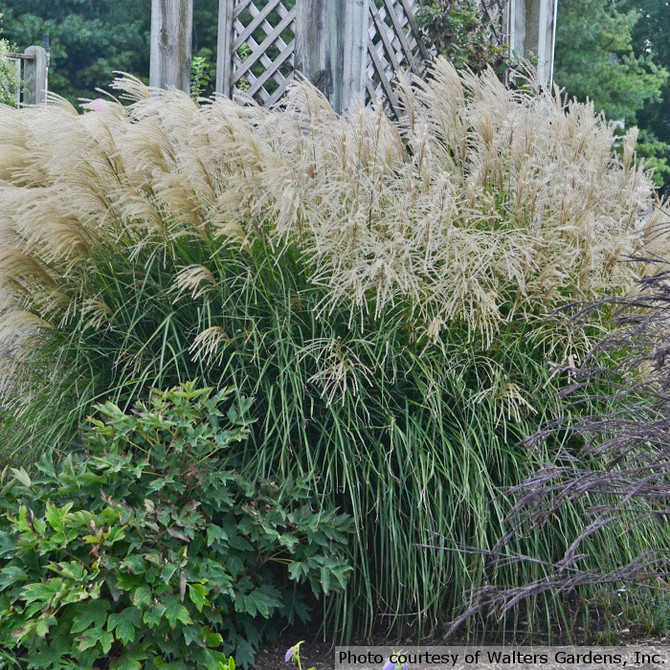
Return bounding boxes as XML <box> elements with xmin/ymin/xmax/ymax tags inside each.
<box><xmin>0</xmin><ymin>60</ymin><xmax>659</xmax><ymax>636</ymax></box>
<box><xmin>458</xmin><ymin>243</ymin><xmax>670</xmax><ymax>634</ymax></box>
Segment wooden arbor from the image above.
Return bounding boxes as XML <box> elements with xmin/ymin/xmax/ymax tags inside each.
<box><xmin>150</xmin><ymin>0</ymin><xmax>558</xmax><ymax>114</ymax></box>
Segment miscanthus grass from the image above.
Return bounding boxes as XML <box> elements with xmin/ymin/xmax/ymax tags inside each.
<box><xmin>0</xmin><ymin>61</ymin><xmax>660</xmax><ymax>637</ymax></box>
<box><xmin>457</xmin><ymin>239</ymin><xmax>670</xmax><ymax>638</ymax></box>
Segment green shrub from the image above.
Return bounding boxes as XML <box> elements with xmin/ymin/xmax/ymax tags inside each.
<box><xmin>0</xmin><ymin>15</ymin><xmax>18</xmax><ymax>107</ymax></box>
<box><xmin>0</xmin><ymin>382</ymin><xmax>352</xmax><ymax>668</ymax></box>
<box><xmin>190</xmin><ymin>55</ymin><xmax>212</xmax><ymax>101</ymax></box>
<box><xmin>0</xmin><ymin>61</ymin><xmax>660</xmax><ymax>638</ymax></box>
<box><xmin>415</xmin><ymin>0</ymin><xmax>510</xmax><ymax>74</ymax></box>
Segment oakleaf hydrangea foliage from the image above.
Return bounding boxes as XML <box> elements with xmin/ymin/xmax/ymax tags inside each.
<box><xmin>0</xmin><ymin>383</ymin><xmax>352</xmax><ymax>668</ymax></box>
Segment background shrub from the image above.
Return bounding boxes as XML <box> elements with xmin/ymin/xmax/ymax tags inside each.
<box><xmin>0</xmin><ymin>60</ymin><xmax>659</xmax><ymax>637</ymax></box>
<box><xmin>0</xmin><ymin>15</ymin><xmax>17</xmax><ymax>107</ymax></box>
<box><xmin>0</xmin><ymin>383</ymin><xmax>352</xmax><ymax>668</ymax></box>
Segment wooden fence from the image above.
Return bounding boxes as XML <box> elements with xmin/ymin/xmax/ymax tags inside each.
<box><xmin>151</xmin><ymin>0</ymin><xmax>557</xmax><ymax>113</ymax></box>
<box><xmin>366</xmin><ymin>0</ymin><xmax>431</xmax><ymax>116</ymax></box>
<box><xmin>7</xmin><ymin>46</ymin><xmax>49</xmax><ymax>105</ymax></box>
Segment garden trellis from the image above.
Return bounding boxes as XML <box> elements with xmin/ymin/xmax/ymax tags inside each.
<box><xmin>216</xmin><ymin>0</ymin><xmax>429</xmax><ymax>115</ymax></box>
<box><xmin>150</xmin><ymin>0</ymin><xmax>557</xmax><ymax>112</ymax></box>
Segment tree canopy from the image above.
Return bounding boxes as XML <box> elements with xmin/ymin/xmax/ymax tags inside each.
<box><xmin>554</xmin><ymin>0</ymin><xmax>670</xmax><ymax>191</ymax></box>
<box><xmin>0</xmin><ymin>14</ymin><xmax>18</xmax><ymax>106</ymax></box>
<box><xmin>554</xmin><ymin>0</ymin><xmax>667</xmax><ymax>121</ymax></box>
<box><xmin>0</xmin><ymin>1</ymin><xmax>149</xmax><ymax>102</ymax></box>
<box><xmin>624</xmin><ymin>0</ymin><xmax>670</xmax><ymax>190</ymax></box>
<box><xmin>0</xmin><ymin>0</ymin><xmax>219</xmax><ymax>104</ymax></box>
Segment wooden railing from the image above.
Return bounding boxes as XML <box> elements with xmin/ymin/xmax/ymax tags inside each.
<box><xmin>7</xmin><ymin>46</ymin><xmax>49</xmax><ymax>105</ymax></box>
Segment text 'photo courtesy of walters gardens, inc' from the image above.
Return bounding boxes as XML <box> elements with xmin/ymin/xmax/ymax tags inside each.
<box><xmin>335</xmin><ymin>647</ymin><xmax>670</xmax><ymax>670</ymax></box>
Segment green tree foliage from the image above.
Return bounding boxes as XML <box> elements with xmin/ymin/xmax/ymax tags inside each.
<box><xmin>625</xmin><ymin>0</ymin><xmax>670</xmax><ymax>129</ymax></box>
<box><xmin>554</xmin><ymin>0</ymin><xmax>670</xmax><ymax>191</ymax></box>
<box><xmin>0</xmin><ymin>14</ymin><xmax>18</xmax><ymax>106</ymax></box>
<box><xmin>0</xmin><ymin>0</ymin><xmax>224</xmax><ymax>105</ymax></box>
<box><xmin>193</xmin><ymin>0</ymin><xmax>218</xmax><ymax>62</ymax></box>
<box><xmin>0</xmin><ymin>0</ymin><xmax>151</xmax><ymax>103</ymax></box>
<box><xmin>622</xmin><ymin>0</ymin><xmax>670</xmax><ymax>193</ymax></box>
<box><xmin>554</xmin><ymin>0</ymin><xmax>668</xmax><ymax>121</ymax></box>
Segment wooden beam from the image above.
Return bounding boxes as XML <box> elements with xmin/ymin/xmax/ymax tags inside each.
<box><xmin>340</xmin><ymin>0</ymin><xmax>368</xmax><ymax>112</ymax></box>
<box><xmin>150</xmin><ymin>0</ymin><xmax>193</xmax><ymax>92</ymax></box>
<box><xmin>294</xmin><ymin>1</ymin><xmax>330</xmax><ymax>99</ymax></box>
<box><xmin>508</xmin><ymin>0</ymin><xmax>557</xmax><ymax>86</ymax></box>
<box><xmin>216</xmin><ymin>0</ymin><xmax>235</xmax><ymax>96</ymax></box>
<box><xmin>295</xmin><ymin>0</ymin><xmax>368</xmax><ymax>113</ymax></box>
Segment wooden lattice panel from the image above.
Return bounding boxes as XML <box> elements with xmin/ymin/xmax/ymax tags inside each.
<box><xmin>231</xmin><ymin>0</ymin><xmax>297</xmax><ymax>106</ymax></box>
<box><xmin>224</xmin><ymin>0</ymin><xmax>508</xmax><ymax>112</ymax></box>
<box><xmin>367</xmin><ymin>0</ymin><xmax>509</xmax><ymax>115</ymax></box>
<box><xmin>478</xmin><ymin>0</ymin><xmax>508</xmax><ymax>49</ymax></box>
<box><xmin>367</xmin><ymin>0</ymin><xmax>430</xmax><ymax>116</ymax></box>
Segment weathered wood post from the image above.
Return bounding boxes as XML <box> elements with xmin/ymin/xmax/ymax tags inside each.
<box><xmin>150</xmin><ymin>0</ymin><xmax>194</xmax><ymax>92</ymax></box>
<box><xmin>507</xmin><ymin>0</ymin><xmax>558</xmax><ymax>86</ymax></box>
<box><xmin>294</xmin><ymin>0</ymin><xmax>369</xmax><ymax>113</ymax></box>
<box><xmin>22</xmin><ymin>46</ymin><xmax>48</xmax><ymax>104</ymax></box>
<box><xmin>216</xmin><ymin>0</ymin><xmax>234</xmax><ymax>98</ymax></box>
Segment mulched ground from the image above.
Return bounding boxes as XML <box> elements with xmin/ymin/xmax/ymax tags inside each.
<box><xmin>251</xmin><ymin>620</ymin><xmax>670</xmax><ymax>670</ymax></box>
<box><xmin>254</xmin><ymin>640</ymin><xmax>336</xmax><ymax>670</ymax></box>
